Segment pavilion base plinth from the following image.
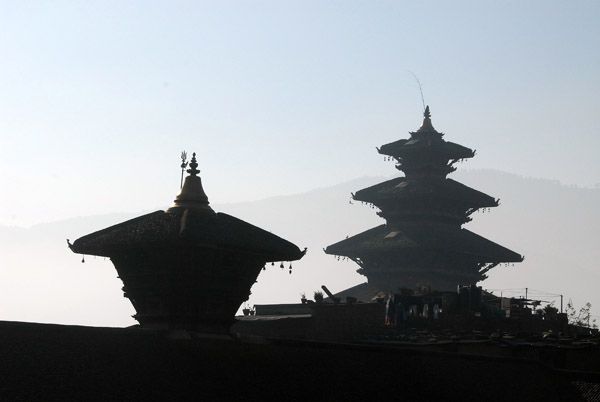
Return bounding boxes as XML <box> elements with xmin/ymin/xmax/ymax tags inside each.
<box><xmin>134</xmin><ymin>313</ymin><xmax>236</xmax><ymax>336</ymax></box>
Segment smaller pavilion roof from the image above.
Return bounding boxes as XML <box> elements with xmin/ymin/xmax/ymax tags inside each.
<box><xmin>69</xmin><ymin>153</ymin><xmax>305</xmax><ymax>262</ymax></box>
<box><xmin>353</xmin><ymin>177</ymin><xmax>498</xmax><ymax>208</ymax></box>
<box><xmin>69</xmin><ymin>209</ymin><xmax>305</xmax><ymax>262</ymax></box>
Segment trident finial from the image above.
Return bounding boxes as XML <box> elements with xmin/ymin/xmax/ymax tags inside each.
<box><xmin>187</xmin><ymin>152</ymin><xmax>200</xmax><ymax>176</ymax></box>
<box><xmin>180</xmin><ymin>151</ymin><xmax>188</xmax><ymax>189</ymax></box>
<box><xmin>181</xmin><ymin>151</ymin><xmax>188</xmax><ymax>168</ymax></box>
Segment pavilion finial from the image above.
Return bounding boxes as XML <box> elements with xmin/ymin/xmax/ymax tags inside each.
<box><xmin>187</xmin><ymin>153</ymin><xmax>200</xmax><ymax>177</ymax></box>
<box><xmin>424</xmin><ymin>105</ymin><xmax>431</xmax><ymax>119</ymax></box>
<box><xmin>168</xmin><ymin>151</ymin><xmax>212</xmax><ymax>213</ymax></box>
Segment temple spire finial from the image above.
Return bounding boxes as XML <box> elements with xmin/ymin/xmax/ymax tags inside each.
<box><xmin>417</xmin><ymin>105</ymin><xmax>435</xmax><ymax>132</ymax></box>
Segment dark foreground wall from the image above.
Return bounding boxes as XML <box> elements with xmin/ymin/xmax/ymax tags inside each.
<box><xmin>0</xmin><ymin>321</ymin><xmax>595</xmax><ymax>402</ymax></box>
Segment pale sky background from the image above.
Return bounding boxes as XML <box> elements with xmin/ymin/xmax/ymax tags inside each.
<box><xmin>1</xmin><ymin>1</ymin><xmax>599</xmax><ymax>326</ymax></box>
<box><xmin>1</xmin><ymin>1</ymin><xmax>599</xmax><ymax>227</ymax></box>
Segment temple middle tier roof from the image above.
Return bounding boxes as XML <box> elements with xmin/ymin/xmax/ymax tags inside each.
<box><xmin>353</xmin><ymin>177</ymin><xmax>499</xmax><ymax>209</ymax></box>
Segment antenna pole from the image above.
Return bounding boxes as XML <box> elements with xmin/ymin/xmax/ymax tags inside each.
<box><xmin>408</xmin><ymin>71</ymin><xmax>426</xmax><ymax>112</ymax></box>
<box><xmin>560</xmin><ymin>295</ymin><xmax>563</xmax><ymax>314</ymax></box>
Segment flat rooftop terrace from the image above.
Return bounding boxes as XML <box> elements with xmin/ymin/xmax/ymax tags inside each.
<box><xmin>1</xmin><ymin>320</ymin><xmax>599</xmax><ymax>401</ymax></box>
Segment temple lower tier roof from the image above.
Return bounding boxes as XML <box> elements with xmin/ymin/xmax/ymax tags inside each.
<box><xmin>69</xmin><ymin>208</ymin><xmax>305</xmax><ymax>262</ymax></box>
<box><xmin>353</xmin><ymin>177</ymin><xmax>498</xmax><ymax>209</ymax></box>
<box><xmin>325</xmin><ymin>223</ymin><xmax>523</xmax><ymax>263</ymax></box>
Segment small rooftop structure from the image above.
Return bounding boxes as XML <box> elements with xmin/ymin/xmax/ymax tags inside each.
<box><xmin>69</xmin><ymin>153</ymin><xmax>305</xmax><ymax>333</ymax></box>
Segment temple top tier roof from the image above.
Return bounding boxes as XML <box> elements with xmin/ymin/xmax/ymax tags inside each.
<box><xmin>377</xmin><ymin>107</ymin><xmax>475</xmax><ymax>178</ymax></box>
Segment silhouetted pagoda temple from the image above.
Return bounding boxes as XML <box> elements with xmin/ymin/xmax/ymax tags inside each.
<box><xmin>69</xmin><ymin>153</ymin><xmax>305</xmax><ymax>333</ymax></box>
<box><xmin>326</xmin><ymin>107</ymin><xmax>523</xmax><ymax>291</ymax></box>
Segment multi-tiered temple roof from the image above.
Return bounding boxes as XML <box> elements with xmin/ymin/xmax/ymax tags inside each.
<box><xmin>326</xmin><ymin>107</ymin><xmax>522</xmax><ymax>291</ymax></box>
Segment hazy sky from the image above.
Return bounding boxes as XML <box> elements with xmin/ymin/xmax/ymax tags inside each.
<box><xmin>1</xmin><ymin>0</ymin><xmax>599</xmax><ymax>228</ymax></box>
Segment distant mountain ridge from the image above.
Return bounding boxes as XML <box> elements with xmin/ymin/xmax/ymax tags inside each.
<box><xmin>0</xmin><ymin>169</ymin><xmax>598</xmax><ymax>327</ymax></box>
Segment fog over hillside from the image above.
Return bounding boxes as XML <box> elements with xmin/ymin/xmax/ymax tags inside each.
<box><xmin>0</xmin><ymin>170</ymin><xmax>598</xmax><ymax>327</ymax></box>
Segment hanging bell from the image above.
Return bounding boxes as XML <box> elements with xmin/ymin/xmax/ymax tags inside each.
<box><xmin>81</xmin><ymin>255</ymin><xmax>85</xmax><ymax>263</ymax></box>
<box><xmin>271</xmin><ymin>262</ymin><xmax>274</xmax><ymax>266</ymax></box>
<box><xmin>280</xmin><ymin>262</ymin><xmax>284</xmax><ymax>269</ymax></box>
